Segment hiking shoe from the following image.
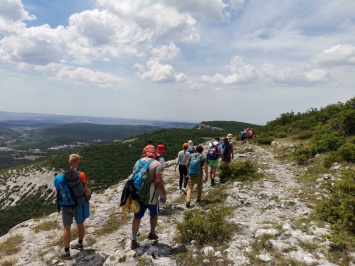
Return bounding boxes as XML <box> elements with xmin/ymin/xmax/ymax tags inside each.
<box><xmin>131</xmin><ymin>240</ymin><xmax>140</xmax><ymax>250</ymax></box>
<box><xmin>71</xmin><ymin>242</ymin><xmax>83</xmax><ymax>250</ymax></box>
<box><xmin>211</xmin><ymin>179</ymin><xmax>215</xmax><ymax>186</ymax></box>
<box><xmin>148</xmin><ymin>232</ymin><xmax>159</xmax><ymax>240</ymax></box>
<box><xmin>61</xmin><ymin>250</ymin><xmax>71</xmax><ymax>260</ymax></box>
<box><xmin>182</xmin><ymin>188</ymin><xmax>187</xmax><ymax>195</ymax></box>
<box><xmin>186</xmin><ymin>202</ymin><xmax>191</xmax><ymax>208</ymax></box>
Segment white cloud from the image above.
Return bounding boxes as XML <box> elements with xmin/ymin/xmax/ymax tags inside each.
<box><xmin>133</xmin><ymin>59</ymin><xmax>186</xmax><ymax>82</ymax></box>
<box><xmin>265</xmin><ymin>65</ymin><xmax>330</xmax><ymax>85</ymax></box>
<box><xmin>201</xmin><ymin>56</ymin><xmax>257</xmax><ymax>85</ymax></box>
<box><xmin>0</xmin><ymin>24</ymin><xmax>67</xmax><ymax>65</ymax></box>
<box><xmin>313</xmin><ymin>44</ymin><xmax>355</xmax><ymax>67</ymax></box>
<box><xmin>151</xmin><ymin>43</ymin><xmax>180</xmax><ymax>61</ymax></box>
<box><xmin>0</xmin><ymin>0</ymin><xmax>35</xmax><ymax>22</ymax></box>
<box><xmin>55</xmin><ymin>67</ymin><xmax>123</xmax><ymax>88</ymax></box>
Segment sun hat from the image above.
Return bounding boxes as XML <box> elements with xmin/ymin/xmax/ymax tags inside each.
<box><xmin>188</xmin><ymin>140</ymin><xmax>193</xmax><ymax>145</ymax></box>
<box><xmin>183</xmin><ymin>143</ymin><xmax>189</xmax><ymax>149</ymax></box>
<box><xmin>144</xmin><ymin>145</ymin><xmax>156</xmax><ymax>158</ymax></box>
<box><xmin>156</xmin><ymin>144</ymin><xmax>165</xmax><ymax>153</ymax></box>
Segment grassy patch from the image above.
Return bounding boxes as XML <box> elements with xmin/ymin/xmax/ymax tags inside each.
<box><xmin>32</xmin><ymin>220</ymin><xmax>60</xmax><ymax>233</ymax></box>
<box><xmin>93</xmin><ymin>211</ymin><xmax>130</xmax><ymax>237</ymax></box>
<box><xmin>0</xmin><ymin>258</ymin><xmax>18</xmax><ymax>266</ymax></box>
<box><xmin>173</xmin><ymin>249</ymin><xmax>234</xmax><ymax>266</ymax></box>
<box><xmin>0</xmin><ymin>234</ymin><xmax>23</xmax><ymax>256</ymax></box>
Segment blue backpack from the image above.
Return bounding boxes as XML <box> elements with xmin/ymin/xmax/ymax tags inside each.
<box><xmin>54</xmin><ymin>170</ymin><xmax>88</xmax><ymax>208</ymax></box>
<box><xmin>207</xmin><ymin>143</ymin><xmax>219</xmax><ymax>160</ymax></box>
<box><xmin>132</xmin><ymin>158</ymin><xmax>154</xmax><ymax>205</ymax></box>
<box><xmin>187</xmin><ymin>145</ymin><xmax>195</xmax><ymax>154</ymax></box>
<box><xmin>189</xmin><ymin>154</ymin><xmax>203</xmax><ymax>176</ymax></box>
<box><xmin>54</xmin><ymin>173</ymin><xmax>77</xmax><ymax>207</ymax></box>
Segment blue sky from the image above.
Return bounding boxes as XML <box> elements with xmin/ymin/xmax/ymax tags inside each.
<box><xmin>0</xmin><ymin>0</ymin><xmax>354</xmax><ymax>125</ymax></box>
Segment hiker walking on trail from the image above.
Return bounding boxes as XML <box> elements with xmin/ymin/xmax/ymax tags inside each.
<box><xmin>131</xmin><ymin>145</ymin><xmax>167</xmax><ymax>250</ymax></box>
<box><xmin>222</xmin><ymin>137</ymin><xmax>234</xmax><ymax>165</ymax></box>
<box><xmin>247</xmin><ymin>128</ymin><xmax>254</xmax><ymax>144</ymax></box>
<box><xmin>240</xmin><ymin>129</ymin><xmax>246</xmax><ymax>144</ymax></box>
<box><xmin>156</xmin><ymin>144</ymin><xmax>166</xmax><ymax>172</ymax></box>
<box><xmin>58</xmin><ymin>154</ymin><xmax>91</xmax><ymax>260</ymax></box>
<box><xmin>175</xmin><ymin>143</ymin><xmax>190</xmax><ymax>194</ymax></box>
<box><xmin>207</xmin><ymin>136</ymin><xmax>223</xmax><ymax>186</ymax></box>
<box><xmin>187</xmin><ymin>140</ymin><xmax>195</xmax><ymax>154</ymax></box>
<box><xmin>185</xmin><ymin>145</ymin><xmax>208</xmax><ymax>208</ymax></box>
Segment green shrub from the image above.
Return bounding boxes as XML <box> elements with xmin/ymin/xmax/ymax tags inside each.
<box><xmin>292</xmin><ymin>130</ymin><xmax>313</xmax><ymax>140</ymax></box>
<box><xmin>316</xmin><ymin>169</ymin><xmax>355</xmax><ymax>238</ymax></box>
<box><xmin>323</xmin><ymin>151</ymin><xmax>342</xmax><ymax>168</ymax></box>
<box><xmin>220</xmin><ymin>160</ymin><xmax>259</xmax><ymax>181</ymax></box>
<box><xmin>338</xmin><ymin>138</ymin><xmax>355</xmax><ymax>162</ymax></box>
<box><xmin>309</xmin><ymin>126</ymin><xmax>344</xmax><ymax>155</ymax></box>
<box><xmin>274</xmin><ymin>131</ymin><xmax>288</xmax><ymax>138</ymax></box>
<box><xmin>175</xmin><ymin>207</ymin><xmax>238</xmax><ymax>246</ymax></box>
<box><xmin>292</xmin><ymin>145</ymin><xmax>312</xmax><ymax>164</ymax></box>
<box><xmin>255</xmin><ymin>136</ymin><xmax>274</xmax><ymax>145</ymax></box>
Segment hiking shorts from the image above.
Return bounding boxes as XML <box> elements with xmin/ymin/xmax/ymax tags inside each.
<box><xmin>209</xmin><ymin>159</ymin><xmax>219</xmax><ymax>167</ymax></box>
<box><xmin>134</xmin><ymin>202</ymin><xmax>159</xmax><ymax>219</ymax></box>
<box><xmin>62</xmin><ymin>206</ymin><xmax>86</xmax><ymax>226</ymax></box>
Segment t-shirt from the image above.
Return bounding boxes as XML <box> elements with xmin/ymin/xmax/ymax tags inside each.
<box><xmin>177</xmin><ymin>150</ymin><xmax>190</xmax><ymax>165</ymax></box>
<box><xmin>208</xmin><ymin>141</ymin><xmax>223</xmax><ymax>157</ymax></box>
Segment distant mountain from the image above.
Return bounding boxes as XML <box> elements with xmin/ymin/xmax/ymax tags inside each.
<box><xmin>0</xmin><ymin>111</ymin><xmax>196</xmax><ymax>128</ymax></box>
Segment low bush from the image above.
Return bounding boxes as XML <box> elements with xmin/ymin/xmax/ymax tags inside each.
<box><xmin>309</xmin><ymin>126</ymin><xmax>344</xmax><ymax>155</ymax></box>
<box><xmin>292</xmin><ymin>130</ymin><xmax>313</xmax><ymax>140</ymax></box>
<box><xmin>292</xmin><ymin>144</ymin><xmax>312</xmax><ymax>164</ymax></box>
<box><xmin>323</xmin><ymin>152</ymin><xmax>342</xmax><ymax>168</ymax></box>
<box><xmin>255</xmin><ymin>136</ymin><xmax>274</xmax><ymax>145</ymax></box>
<box><xmin>219</xmin><ymin>160</ymin><xmax>259</xmax><ymax>181</ymax></box>
<box><xmin>315</xmin><ymin>169</ymin><xmax>355</xmax><ymax>249</ymax></box>
<box><xmin>175</xmin><ymin>207</ymin><xmax>238</xmax><ymax>246</ymax></box>
<box><xmin>338</xmin><ymin>137</ymin><xmax>355</xmax><ymax>162</ymax></box>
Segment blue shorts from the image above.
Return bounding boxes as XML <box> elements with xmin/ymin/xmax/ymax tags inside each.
<box><xmin>134</xmin><ymin>201</ymin><xmax>159</xmax><ymax>219</ymax></box>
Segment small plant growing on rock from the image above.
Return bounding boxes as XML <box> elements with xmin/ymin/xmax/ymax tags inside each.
<box><xmin>32</xmin><ymin>220</ymin><xmax>60</xmax><ymax>233</ymax></box>
<box><xmin>0</xmin><ymin>234</ymin><xmax>23</xmax><ymax>256</ymax></box>
<box><xmin>175</xmin><ymin>207</ymin><xmax>238</xmax><ymax>246</ymax></box>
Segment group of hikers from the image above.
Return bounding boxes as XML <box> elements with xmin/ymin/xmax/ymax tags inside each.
<box><xmin>240</xmin><ymin>128</ymin><xmax>254</xmax><ymax>144</ymax></box>
<box><xmin>55</xmin><ymin>133</ymin><xmax>237</xmax><ymax>259</ymax></box>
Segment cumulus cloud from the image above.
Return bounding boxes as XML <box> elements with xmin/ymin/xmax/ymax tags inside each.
<box><xmin>264</xmin><ymin>65</ymin><xmax>330</xmax><ymax>85</ymax></box>
<box><xmin>0</xmin><ymin>0</ymin><xmax>35</xmax><ymax>22</ymax></box>
<box><xmin>0</xmin><ymin>25</ymin><xmax>67</xmax><ymax>65</ymax></box>
<box><xmin>133</xmin><ymin>59</ymin><xmax>186</xmax><ymax>82</ymax></box>
<box><xmin>55</xmin><ymin>67</ymin><xmax>123</xmax><ymax>88</ymax></box>
<box><xmin>201</xmin><ymin>56</ymin><xmax>257</xmax><ymax>85</ymax></box>
<box><xmin>313</xmin><ymin>44</ymin><xmax>355</xmax><ymax>66</ymax></box>
<box><xmin>151</xmin><ymin>43</ymin><xmax>180</xmax><ymax>61</ymax></box>
<box><xmin>0</xmin><ymin>0</ymin><xmax>35</xmax><ymax>34</ymax></box>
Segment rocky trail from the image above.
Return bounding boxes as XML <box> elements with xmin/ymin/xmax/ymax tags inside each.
<box><xmin>0</xmin><ymin>141</ymin><xmax>344</xmax><ymax>266</ymax></box>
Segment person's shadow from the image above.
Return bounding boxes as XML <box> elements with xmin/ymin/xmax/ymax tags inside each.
<box><xmin>71</xmin><ymin>249</ymin><xmax>108</xmax><ymax>266</ymax></box>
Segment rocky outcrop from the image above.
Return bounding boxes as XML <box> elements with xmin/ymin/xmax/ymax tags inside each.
<box><xmin>0</xmin><ymin>141</ymin><xmax>342</xmax><ymax>265</ymax></box>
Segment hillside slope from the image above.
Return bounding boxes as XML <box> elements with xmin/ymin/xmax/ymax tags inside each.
<box><xmin>0</xmin><ymin>140</ymin><xmax>342</xmax><ymax>266</ymax></box>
